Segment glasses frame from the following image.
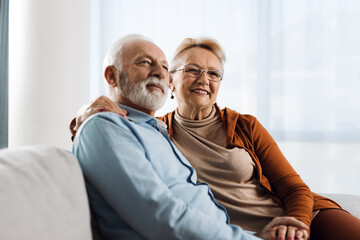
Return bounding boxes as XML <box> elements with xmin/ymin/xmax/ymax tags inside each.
<box><xmin>171</xmin><ymin>64</ymin><xmax>223</xmax><ymax>82</ymax></box>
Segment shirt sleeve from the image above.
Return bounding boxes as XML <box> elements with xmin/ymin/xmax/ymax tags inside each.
<box><xmin>250</xmin><ymin>117</ymin><xmax>314</xmax><ymax>228</ymax></box>
<box><xmin>73</xmin><ymin>114</ymin><xmax>259</xmax><ymax>240</ymax></box>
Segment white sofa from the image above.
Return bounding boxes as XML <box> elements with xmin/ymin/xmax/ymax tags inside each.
<box><xmin>0</xmin><ymin>145</ymin><xmax>359</xmax><ymax>240</ymax></box>
<box><xmin>0</xmin><ymin>145</ymin><xmax>92</xmax><ymax>240</ymax></box>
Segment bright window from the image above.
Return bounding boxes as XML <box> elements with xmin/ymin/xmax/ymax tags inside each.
<box><xmin>89</xmin><ymin>0</ymin><xmax>360</xmax><ymax>194</ymax></box>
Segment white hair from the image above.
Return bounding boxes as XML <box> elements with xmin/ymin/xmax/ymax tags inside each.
<box><xmin>102</xmin><ymin>34</ymin><xmax>153</xmax><ymax>99</ymax></box>
<box><xmin>102</xmin><ymin>34</ymin><xmax>153</xmax><ymax>72</ymax></box>
<box><xmin>103</xmin><ymin>35</ymin><xmax>168</xmax><ymax>110</ymax></box>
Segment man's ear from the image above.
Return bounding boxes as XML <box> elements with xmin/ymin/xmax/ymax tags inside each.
<box><xmin>104</xmin><ymin>66</ymin><xmax>118</xmax><ymax>87</ymax></box>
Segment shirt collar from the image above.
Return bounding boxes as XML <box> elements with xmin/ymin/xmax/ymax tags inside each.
<box><xmin>116</xmin><ymin>103</ymin><xmax>166</xmax><ymax>128</ymax></box>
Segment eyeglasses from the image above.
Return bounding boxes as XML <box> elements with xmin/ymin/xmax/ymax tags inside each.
<box><xmin>171</xmin><ymin>65</ymin><xmax>223</xmax><ymax>82</ymax></box>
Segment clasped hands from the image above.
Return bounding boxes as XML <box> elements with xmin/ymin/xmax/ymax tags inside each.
<box><xmin>255</xmin><ymin>216</ymin><xmax>309</xmax><ymax>240</ymax></box>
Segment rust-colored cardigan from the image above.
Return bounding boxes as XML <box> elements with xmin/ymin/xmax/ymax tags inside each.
<box><xmin>158</xmin><ymin>105</ymin><xmax>341</xmax><ymax>228</ymax></box>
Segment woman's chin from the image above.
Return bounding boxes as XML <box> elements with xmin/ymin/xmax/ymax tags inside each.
<box><xmin>187</xmin><ymin>101</ymin><xmax>213</xmax><ymax>109</ymax></box>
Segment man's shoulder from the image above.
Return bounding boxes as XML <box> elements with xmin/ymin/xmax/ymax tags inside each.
<box><xmin>76</xmin><ymin>112</ymin><xmax>131</xmax><ymax>137</ymax></box>
<box><xmin>72</xmin><ymin>112</ymin><xmax>142</xmax><ymax>155</ymax></box>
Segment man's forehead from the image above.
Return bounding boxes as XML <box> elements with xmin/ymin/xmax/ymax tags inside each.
<box><xmin>123</xmin><ymin>40</ymin><xmax>167</xmax><ymax>62</ymax></box>
<box><xmin>135</xmin><ymin>52</ymin><xmax>168</xmax><ymax>64</ymax></box>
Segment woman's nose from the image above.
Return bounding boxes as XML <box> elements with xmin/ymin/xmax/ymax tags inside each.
<box><xmin>196</xmin><ymin>70</ymin><xmax>210</xmax><ymax>85</ymax></box>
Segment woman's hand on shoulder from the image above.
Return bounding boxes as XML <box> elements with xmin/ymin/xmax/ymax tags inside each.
<box><xmin>255</xmin><ymin>216</ymin><xmax>309</xmax><ymax>240</ymax></box>
<box><xmin>74</xmin><ymin>95</ymin><xmax>128</xmax><ymax>131</ymax></box>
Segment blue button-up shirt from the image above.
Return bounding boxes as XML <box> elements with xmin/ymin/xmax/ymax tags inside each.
<box><xmin>73</xmin><ymin>104</ymin><xmax>259</xmax><ymax>240</ymax></box>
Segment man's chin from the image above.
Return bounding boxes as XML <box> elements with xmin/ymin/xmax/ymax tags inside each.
<box><xmin>122</xmin><ymin>81</ymin><xmax>168</xmax><ymax>112</ymax></box>
<box><xmin>134</xmin><ymin>94</ymin><xmax>167</xmax><ymax>112</ymax></box>
<box><xmin>146</xmin><ymin>98</ymin><xmax>167</xmax><ymax>111</ymax></box>
<box><xmin>147</xmin><ymin>89</ymin><xmax>164</xmax><ymax>97</ymax></box>
<box><xmin>146</xmin><ymin>86</ymin><xmax>164</xmax><ymax>94</ymax></box>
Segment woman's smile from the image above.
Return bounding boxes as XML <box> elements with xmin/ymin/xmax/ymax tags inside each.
<box><xmin>190</xmin><ymin>88</ymin><xmax>210</xmax><ymax>95</ymax></box>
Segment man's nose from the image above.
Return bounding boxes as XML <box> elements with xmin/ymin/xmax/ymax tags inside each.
<box><xmin>151</xmin><ymin>60</ymin><xmax>167</xmax><ymax>79</ymax></box>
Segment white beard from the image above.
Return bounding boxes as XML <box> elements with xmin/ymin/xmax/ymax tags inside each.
<box><xmin>119</xmin><ymin>76</ymin><xmax>168</xmax><ymax>111</ymax></box>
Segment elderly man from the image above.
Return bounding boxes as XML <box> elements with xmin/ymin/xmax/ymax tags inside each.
<box><xmin>72</xmin><ymin>34</ymin><xmax>306</xmax><ymax>240</ymax></box>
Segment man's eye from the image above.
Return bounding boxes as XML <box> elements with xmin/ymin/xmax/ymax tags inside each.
<box><xmin>163</xmin><ymin>66</ymin><xmax>169</xmax><ymax>71</ymax></box>
<box><xmin>139</xmin><ymin>60</ymin><xmax>151</xmax><ymax>65</ymax></box>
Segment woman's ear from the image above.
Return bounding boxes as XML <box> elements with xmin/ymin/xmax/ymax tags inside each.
<box><xmin>169</xmin><ymin>73</ymin><xmax>175</xmax><ymax>91</ymax></box>
<box><xmin>104</xmin><ymin>66</ymin><xmax>118</xmax><ymax>87</ymax></box>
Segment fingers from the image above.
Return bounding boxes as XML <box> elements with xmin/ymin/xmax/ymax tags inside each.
<box><xmin>286</xmin><ymin>226</ymin><xmax>296</xmax><ymax>239</ymax></box>
<box><xmin>269</xmin><ymin>225</ymin><xmax>307</xmax><ymax>240</ymax></box>
<box><xmin>258</xmin><ymin>217</ymin><xmax>309</xmax><ymax>240</ymax></box>
<box><xmin>74</xmin><ymin>96</ymin><xmax>129</xmax><ymax>131</ymax></box>
<box><xmin>285</xmin><ymin>218</ymin><xmax>308</xmax><ymax>231</ymax></box>
<box><xmin>295</xmin><ymin>229</ymin><xmax>308</xmax><ymax>240</ymax></box>
<box><xmin>270</xmin><ymin>225</ymin><xmax>295</xmax><ymax>240</ymax></box>
<box><xmin>97</xmin><ymin>106</ymin><xmax>128</xmax><ymax>119</ymax></box>
<box><xmin>270</xmin><ymin>217</ymin><xmax>308</xmax><ymax>230</ymax></box>
<box><xmin>277</xmin><ymin>225</ymin><xmax>287</xmax><ymax>240</ymax></box>
<box><xmin>90</xmin><ymin>96</ymin><xmax>127</xmax><ymax>117</ymax></box>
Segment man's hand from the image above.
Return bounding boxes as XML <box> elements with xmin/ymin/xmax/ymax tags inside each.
<box><xmin>255</xmin><ymin>216</ymin><xmax>309</xmax><ymax>240</ymax></box>
<box><xmin>74</xmin><ymin>95</ymin><xmax>128</xmax><ymax>132</ymax></box>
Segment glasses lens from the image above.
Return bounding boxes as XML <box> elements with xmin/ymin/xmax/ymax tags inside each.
<box><xmin>207</xmin><ymin>70</ymin><xmax>222</xmax><ymax>81</ymax></box>
<box><xmin>184</xmin><ymin>66</ymin><xmax>201</xmax><ymax>77</ymax></box>
<box><xmin>183</xmin><ymin>65</ymin><xmax>222</xmax><ymax>81</ymax></box>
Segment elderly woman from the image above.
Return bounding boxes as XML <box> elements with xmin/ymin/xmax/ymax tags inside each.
<box><xmin>70</xmin><ymin>37</ymin><xmax>360</xmax><ymax>240</ymax></box>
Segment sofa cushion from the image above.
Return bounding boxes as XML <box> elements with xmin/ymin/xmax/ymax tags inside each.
<box><xmin>0</xmin><ymin>145</ymin><xmax>92</xmax><ymax>240</ymax></box>
<box><xmin>321</xmin><ymin>193</ymin><xmax>360</xmax><ymax>219</ymax></box>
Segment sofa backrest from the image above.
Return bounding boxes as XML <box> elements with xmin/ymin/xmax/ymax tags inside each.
<box><xmin>0</xmin><ymin>145</ymin><xmax>92</xmax><ymax>240</ymax></box>
<box><xmin>321</xmin><ymin>193</ymin><xmax>360</xmax><ymax>219</ymax></box>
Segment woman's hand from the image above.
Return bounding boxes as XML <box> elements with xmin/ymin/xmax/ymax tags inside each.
<box><xmin>268</xmin><ymin>224</ymin><xmax>308</xmax><ymax>240</ymax></box>
<box><xmin>74</xmin><ymin>95</ymin><xmax>128</xmax><ymax>131</ymax></box>
<box><xmin>255</xmin><ymin>216</ymin><xmax>309</xmax><ymax>240</ymax></box>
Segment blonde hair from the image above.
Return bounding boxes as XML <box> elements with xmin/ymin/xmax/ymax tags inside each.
<box><xmin>170</xmin><ymin>37</ymin><xmax>226</xmax><ymax>72</ymax></box>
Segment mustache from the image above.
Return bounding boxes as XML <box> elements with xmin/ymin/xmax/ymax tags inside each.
<box><xmin>143</xmin><ymin>77</ymin><xmax>167</xmax><ymax>92</ymax></box>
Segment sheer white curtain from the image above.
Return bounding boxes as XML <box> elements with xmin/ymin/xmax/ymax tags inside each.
<box><xmin>89</xmin><ymin>0</ymin><xmax>360</xmax><ymax>194</ymax></box>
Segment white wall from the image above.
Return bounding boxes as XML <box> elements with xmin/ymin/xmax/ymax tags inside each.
<box><xmin>9</xmin><ymin>0</ymin><xmax>90</xmax><ymax>150</ymax></box>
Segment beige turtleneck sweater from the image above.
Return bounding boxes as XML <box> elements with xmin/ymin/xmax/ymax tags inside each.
<box><xmin>172</xmin><ymin>106</ymin><xmax>285</xmax><ymax>232</ymax></box>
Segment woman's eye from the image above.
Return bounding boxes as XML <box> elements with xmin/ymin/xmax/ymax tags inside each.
<box><xmin>209</xmin><ymin>71</ymin><xmax>220</xmax><ymax>77</ymax></box>
<box><xmin>163</xmin><ymin>66</ymin><xmax>168</xmax><ymax>71</ymax></box>
<box><xmin>140</xmin><ymin>60</ymin><xmax>151</xmax><ymax>65</ymax></box>
<box><xmin>186</xmin><ymin>68</ymin><xmax>199</xmax><ymax>73</ymax></box>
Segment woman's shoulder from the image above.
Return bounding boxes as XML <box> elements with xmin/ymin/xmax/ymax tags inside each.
<box><xmin>217</xmin><ymin>105</ymin><xmax>258</xmax><ymax>124</ymax></box>
<box><xmin>155</xmin><ymin>111</ymin><xmax>175</xmax><ymax>126</ymax></box>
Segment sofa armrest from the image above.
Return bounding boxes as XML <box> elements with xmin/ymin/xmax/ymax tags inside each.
<box><xmin>0</xmin><ymin>145</ymin><xmax>92</xmax><ymax>240</ymax></box>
